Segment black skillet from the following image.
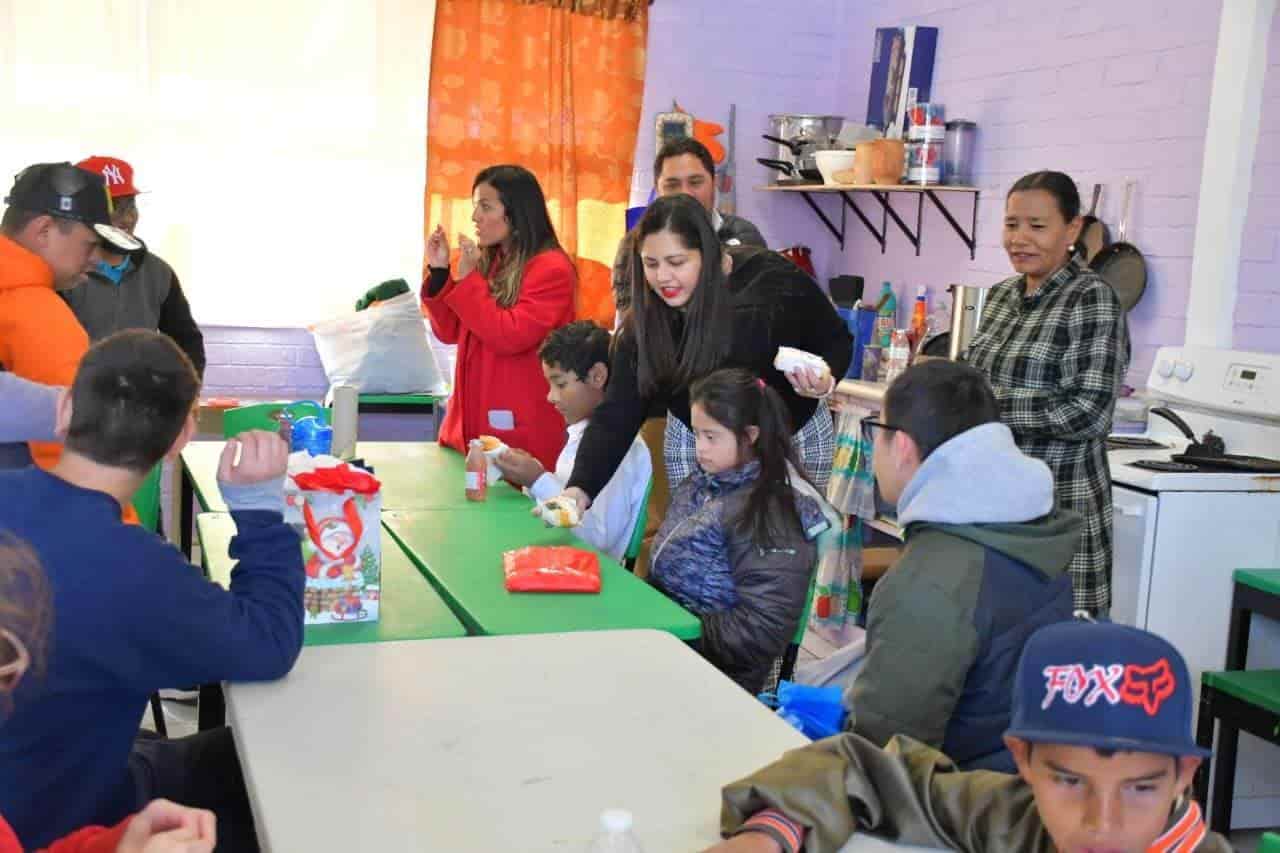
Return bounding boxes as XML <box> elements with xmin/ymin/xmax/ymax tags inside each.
<box><xmin>757</xmin><ymin>157</ymin><xmax>823</xmax><ymax>184</ymax></box>
<box><xmin>1148</xmin><ymin>407</ymin><xmax>1280</xmax><ymax>472</ymax></box>
<box><xmin>1090</xmin><ymin>180</ymin><xmax>1147</xmax><ymax>312</ymax></box>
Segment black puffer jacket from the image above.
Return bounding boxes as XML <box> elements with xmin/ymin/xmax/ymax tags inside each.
<box><xmin>570</xmin><ymin>247</ymin><xmax>853</xmax><ymax>500</ymax></box>
<box><xmin>650</xmin><ymin>461</ymin><xmax>830</xmax><ymax>692</ymax></box>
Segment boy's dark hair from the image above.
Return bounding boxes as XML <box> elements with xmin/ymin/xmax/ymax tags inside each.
<box><xmin>883</xmin><ymin>360</ymin><xmax>999</xmax><ymax>460</ymax></box>
<box><xmin>64</xmin><ymin>330</ymin><xmax>200</xmax><ymax>474</ymax></box>
<box><xmin>653</xmin><ymin>137</ymin><xmax>715</xmax><ymax>182</ymax></box>
<box><xmin>690</xmin><ymin>368</ymin><xmax>807</xmax><ymax>549</ymax></box>
<box><xmin>539</xmin><ymin>320</ymin><xmax>611</xmax><ymax>382</ymax></box>
<box><xmin>1007</xmin><ymin>170</ymin><xmax>1081</xmax><ymax>222</ymax></box>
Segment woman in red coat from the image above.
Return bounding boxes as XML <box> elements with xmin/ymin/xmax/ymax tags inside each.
<box><xmin>422</xmin><ymin>165</ymin><xmax>577</xmax><ymax>470</ymax></box>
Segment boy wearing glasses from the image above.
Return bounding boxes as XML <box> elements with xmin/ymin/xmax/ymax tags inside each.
<box><xmin>65</xmin><ymin>157</ymin><xmax>205</xmax><ymax>377</ymax></box>
<box><xmin>846</xmin><ymin>360</ymin><xmax>1079</xmax><ymax>772</ymax></box>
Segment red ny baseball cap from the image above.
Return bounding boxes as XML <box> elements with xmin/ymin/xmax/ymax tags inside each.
<box><xmin>75</xmin><ymin>156</ymin><xmax>142</xmax><ymax>198</ymax></box>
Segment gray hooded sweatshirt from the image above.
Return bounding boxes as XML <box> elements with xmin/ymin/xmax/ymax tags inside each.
<box><xmin>847</xmin><ymin>422</ymin><xmax>1081</xmax><ymax>772</ymax></box>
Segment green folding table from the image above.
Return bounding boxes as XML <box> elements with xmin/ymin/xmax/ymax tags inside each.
<box><xmin>197</xmin><ymin>512</ymin><xmax>466</xmax><ymax>645</ymax></box>
<box><xmin>178</xmin><ymin>441</ymin><xmax>530</xmax><ymax>554</ymax></box>
<box><xmin>358</xmin><ymin>392</ymin><xmax>446</xmax><ymax>439</ymax></box>
<box><xmin>383</xmin><ymin>509</ymin><xmax>701</xmax><ymax>640</ymax></box>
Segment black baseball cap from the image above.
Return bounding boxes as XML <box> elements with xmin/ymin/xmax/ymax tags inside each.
<box><xmin>4</xmin><ymin>162</ymin><xmax>140</xmax><ymax>252</ymax></box>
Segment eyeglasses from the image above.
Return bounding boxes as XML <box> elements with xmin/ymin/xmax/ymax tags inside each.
<box><xmin>0</xmin><ymin>628</ymin><xmax>30</xmax><ymax>692</ymax></box>
<box><xmin>861</xmin><ymin>415</ymin><xmax>905</xmax><ymax>442</ymax></box>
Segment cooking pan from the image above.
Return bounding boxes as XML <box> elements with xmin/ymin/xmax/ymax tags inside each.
<box><xmin>757</xmin><ymin>157</ymin><xmax>822</xmax><ymax>183</ymax></box>
<box><xmin>1074</xmin><ymin>184</ymin><xmax>1110</xmax><ymax>263</ymax></box>
<box><xmin>1090</xmin><ymin>180</ymin><xmax>1147</xmax><ymax>311</ymax></box>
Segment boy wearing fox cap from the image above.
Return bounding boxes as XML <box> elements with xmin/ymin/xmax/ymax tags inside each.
<box><xmin>708</xmin><ymin>620</ymin><xmax>1228</xmax><ymax>853</ymax></box>
<box><xmin>65</xmin><ymin>156</ymin><xmax>205</xmax><ymax>376</ymax></box>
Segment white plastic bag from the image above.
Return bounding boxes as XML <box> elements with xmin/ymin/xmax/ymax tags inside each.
<box><xmin>310</xmin><ymin>291</ymin><xmax>446</xmax><ymax>395</ymax></box>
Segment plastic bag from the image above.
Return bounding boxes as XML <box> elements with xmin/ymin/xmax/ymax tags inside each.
<box><xmin>502</xmin><ymin>546</ymin><xmax>601</xmax><ymax>593</ymax></box>
<box><xmin>310</xmin><ymin>291</ymin><xmax>446</xmax><ymax>395</ymax></box>
<box><xmin>759</xmin><ymin>680</ymin><xmax>847</xmax><ymax>740</ymax></box>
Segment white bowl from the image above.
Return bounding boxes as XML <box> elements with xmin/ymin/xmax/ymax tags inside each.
<box><xmin>814</xmin><ymin>149</ymin><xmax>858</xmax><ymax>185</ymax></box>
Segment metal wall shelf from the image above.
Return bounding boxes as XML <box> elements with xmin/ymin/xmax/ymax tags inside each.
<box><xmin>757</xmin><ymin>184</ymin><xmax>980</xmax><ymax>259</ymax></box>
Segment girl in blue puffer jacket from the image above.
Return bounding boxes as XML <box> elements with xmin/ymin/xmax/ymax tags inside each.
<box><xmin>650</xmin><ymin>368</ymin><xmax>831</xmax><ymax>693</ymax></box>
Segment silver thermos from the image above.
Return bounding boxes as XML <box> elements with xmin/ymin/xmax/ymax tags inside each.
<box><xmin>947</xmin><ymin>285</ymin><xmax>988</xmax><ymax>360</ymax></box>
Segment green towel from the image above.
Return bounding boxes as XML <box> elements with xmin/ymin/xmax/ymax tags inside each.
<box><xmin>355</xmin><ymin>278</ymin><xmax>410</xmax><ymax>311</ymax></box>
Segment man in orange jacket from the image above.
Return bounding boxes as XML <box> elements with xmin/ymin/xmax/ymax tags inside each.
<box><xmin>0</xmin><ymin>162</ymin><xmax>139</xmax><ymax>472</ymax></box>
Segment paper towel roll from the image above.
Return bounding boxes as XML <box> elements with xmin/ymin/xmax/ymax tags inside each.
<box><xmin>331</xmin><ymin>384</ymin><xmax>359</xmax><ymax>460</ymax></box>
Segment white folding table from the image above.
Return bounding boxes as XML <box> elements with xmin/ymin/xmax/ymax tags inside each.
<box><xmin>227</xmin><ymin>629</ymin><xmax>935</xmax><ymax>852</ymax></box>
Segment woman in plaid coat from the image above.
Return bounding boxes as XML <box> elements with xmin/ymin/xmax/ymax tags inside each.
<box><xmin>966</xmin><ymin>171</ymin><xmax>1129</xmax><ymax>616</ymax></box>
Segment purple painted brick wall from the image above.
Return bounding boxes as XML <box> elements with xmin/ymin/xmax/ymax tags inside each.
<box><xmin>630</xmin><ymin>0</ymin><xmax>847</xmax><ymax>252</ymax></box>
<box><xmin>209</xmin><ymin>0</ymin><xmax>1250</xmax><ymax>398</ymax></box>
<box><xmin>1234</xmin><ymin>8</ymin><xmax>1280</xmax><ymax>354</ymax></box>
<box><xmin>201</xmin><ymin>326</ymin><xmax>329</xmax><ymax>399</ymax></box>
<box><xmin>822</xmin><ymin>0</ymin><xmax>1224</xmax><ymax>386</ymax></box>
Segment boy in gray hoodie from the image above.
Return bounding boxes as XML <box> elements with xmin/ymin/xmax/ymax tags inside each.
<box><xmin>846</xmin><ymin>360</ymin><xmax>1079</xmax><ymax>772</ymax></box>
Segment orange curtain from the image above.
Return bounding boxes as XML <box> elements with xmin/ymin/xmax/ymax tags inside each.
<box><xmin>425</xmin><ymin>0</ymin><xmax>648</xmax><ymax>329</ymax></box>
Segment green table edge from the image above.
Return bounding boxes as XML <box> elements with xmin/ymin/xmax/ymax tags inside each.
<box><xmin>1201</xmin><ymin>669</ymin><xmax>1280</xmax><ymax>716</ymax></box>
<box><xmin>358</xmin><ymin>393</ymin><xmax>444</xmax><ymax>405</ymax></box>
<box><xmin>382</xmin><ymin>513</ymin><xmax>702</xmax><ymax>641</ymax></box>
<box><xmin>196</xmin><ymin>512</ymin><xmax>467</xmax><ymax>644</ymax></box>
<box><xmin>1235</xmin><ymin>569</ymin><xmax>1280</xmax><ymax>598</ymax></box>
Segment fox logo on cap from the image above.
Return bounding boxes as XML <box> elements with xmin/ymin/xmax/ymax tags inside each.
<box><xmin>1042</xmin><ymin>658</ymin><xmax>1177</xmax><ymax>717</ymax></box>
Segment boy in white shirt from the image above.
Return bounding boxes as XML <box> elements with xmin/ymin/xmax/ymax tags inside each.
<box><xmin>496</xmin><ymin>321</ymin><xmax>652</xmax><ymax>561</ymax></box>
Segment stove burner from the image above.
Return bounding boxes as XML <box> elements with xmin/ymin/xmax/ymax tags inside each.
<box><xmin>1131</xmin><ymin>459</ymin><xmax>1200</xmax><ymax>473</ymax></box>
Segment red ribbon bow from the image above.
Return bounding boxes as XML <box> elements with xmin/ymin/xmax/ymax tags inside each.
<box><xmin>291</xmin><ymin>463</ymin><xmax>382</xmax><ymax>496</ymax></box>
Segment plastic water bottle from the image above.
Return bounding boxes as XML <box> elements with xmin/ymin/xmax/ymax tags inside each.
<box><xmin>587</xmin><ymin>809</ymin><xmax>643</xmax><ymax>852</ymax></box>
<box><xmin>290</xmin><ymin>415</ymin><xmax>333</xmax><ymax>456</ymax></box>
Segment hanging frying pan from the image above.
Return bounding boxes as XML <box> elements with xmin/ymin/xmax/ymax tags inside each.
<box><xmin>1075</xmin><ymin>184</ymin><xmax>1110</xmax><ymax>263</ymax></box>
<box><xmin>1090</xmin><ymin>180</ymin><xmax>1147</xmax><ymax>312</ymax></box>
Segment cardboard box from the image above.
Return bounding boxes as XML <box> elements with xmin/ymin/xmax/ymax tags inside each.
<box><xmin>865</xmin><ymin>27</ymin><xmax>939</xmax><ymax>141</ymax></box>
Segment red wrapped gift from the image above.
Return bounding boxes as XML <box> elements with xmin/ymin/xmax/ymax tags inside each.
<box><xmin>502</xmin><ymin>546</ymin><xmax>601</xmax><ymax>594</ymax></box>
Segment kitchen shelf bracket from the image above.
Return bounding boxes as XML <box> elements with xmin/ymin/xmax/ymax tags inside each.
<box><xmin>763</xmin><ymin>185</ymin><xmax>979</xmax><ymax>260</ymax></box>
<box><xmin>797</xmin><ymin>191</ymin><xmax>845</xmax><ymax>248</ymax></box>
<box><xmin>839</xmin><ymin>192</ymin><xmax>886</xmax><ymax>253</ymax></box>
<box><xmin>925</xmin><ymin>190</ymin><xmax>979</xmax><ymax>260</ymax></box>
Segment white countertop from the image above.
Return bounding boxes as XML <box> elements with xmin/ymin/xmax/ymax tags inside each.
<box><xmin>228</xmin><ymin>630</ymin><xmax>818</xmax><ymax>852</ymax></box>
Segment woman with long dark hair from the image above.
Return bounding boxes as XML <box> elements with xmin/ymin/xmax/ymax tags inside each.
<box><xmin>648</xmin><ymin>369</ymin><xmax>831</xmax><ymax>692</ymax></box>
<box><xmin>559</xmin><ymin>193</ymin><xmax>852</xmax><ymax>511</ymax></box>
<box><xmin>422</xmin><ymin>164</ymin><xmax>576</xmax><ymax>469</ymax></box>
<box><xmin>966</xmin><ymin>170</ymin><xmax>1130</xmax><ymax>616</ymax></box>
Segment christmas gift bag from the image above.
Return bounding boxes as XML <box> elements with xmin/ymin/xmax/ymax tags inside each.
<box><xmin>284</xmin><ymin>455</ymin><xmax>383</xmax><ymax>624</ymax></box>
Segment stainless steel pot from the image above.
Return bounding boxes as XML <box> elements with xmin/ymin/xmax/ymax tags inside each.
<box><xmin>947</xmin><ymin>284</ymin><xmax>988</xmax><ymax>360</ymax></box>
<box><xmin>766</xmin><ymin>114</ymin><xmax>844</xmax><ymax>177</ymax></box>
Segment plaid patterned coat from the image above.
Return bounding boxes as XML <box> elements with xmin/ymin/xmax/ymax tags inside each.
<box><xmin>965</xmin><ymin>259</ymin><xmax>1130</xmax><ymax>613</ymax></box>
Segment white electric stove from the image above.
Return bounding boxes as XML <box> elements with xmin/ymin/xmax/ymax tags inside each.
<box><xmin>1108</xmin><ymin>346</ymin><xmax>1280</xmax><ymax>828</ymax></box>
